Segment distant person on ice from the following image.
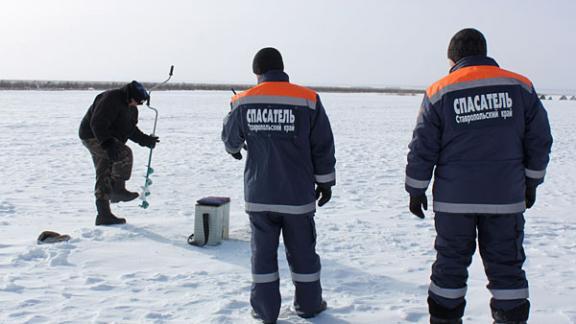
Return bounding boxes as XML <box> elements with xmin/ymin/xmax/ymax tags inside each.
<box><xmin>222</xmin><ymin>47</ymin><xmax>336</xmax><ymax>323</ymax></box>
<box><xmin>79</xmin><ymin>81</ymin><xmax>159</xmax><ymax>226</ymax></box>
<box><xmin>405</xmin><ymin>28</ymin><xmax>552</xmax><ymax>323</ymax></box>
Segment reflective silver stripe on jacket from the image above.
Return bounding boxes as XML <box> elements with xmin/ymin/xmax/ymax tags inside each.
<box><xmin>405</xmin><ymin>176</ymin><xmax>431</xmax><ymax>189</ymax></box>
<box><xmin>252</xmin><ymin>272</ymin><xmax>280</xmax><ymax>284</ymax></box>
<box><xmin>429</xmin><ymin>281</ymin><xmax>467</xmax><ymax>299</ymax></box>
<box><xmin>231</xmin><ymin>95</ymin><xmax>317</xmax><ymax>110</ymax></box>
<box><xmin>315</xmin><ymin>172</ymin><xmax>335</xmax><ymax>183</ymax></box>
<box><xmin>525</xmin><ymin>168</ymin><xmax>546</xmax><ymax>179</ymax></box>
<box><xmin>433</xmin><ymin>201</ymin><xmax>526</xmax><ymax>214</ymax></box>
<box><xmin>490</xmin><ymin>288</ymin><xmax>529</xmax><ymax>300</ymax></box>
<box><xmin>428</xmin><ymin>77</ymin><xmax>533</xmax><ymax>105</ymax></box>
<box><xmin>291</xmin><ymin>271</ymin><xmax>320</xmax><ymax>283</ymax></box>
<box><xmin>245</xmin><ymin>202</ymin><xmax>316</xmax><ymax>215</ymax></box>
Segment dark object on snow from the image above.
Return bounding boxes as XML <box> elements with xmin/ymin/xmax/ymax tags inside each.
<box><xmin>571</xmin><ymin>96</ymin><xmax>576</xmax><ymax>101</ymax></box>
<box><xmin>491</xmin><ymin>300</ymin><xmax>530</xmax><ymax>323</ymax></box>
<box><xmin>447</xmin><ymin>28</ymin><xmax>487</xmax><ymax>63</ymax></box>
<box><xmin>409</xmin><ymin>194</ymin><xmax>428</xmax><ymax>218</ymax></box>
<box><xmin>559</xmin><ymin>95</ymin><xmax>568</xmax><ymax>100</ymax></box>
<box><xmin>95</xmin><ymin>199</ymin><xmax>126</xmax><ymax>225</ymax></box>
<box><xmin>294</xmin><ymin>300</ymin><xmax>327</xmax><ymax>319</ymax></box>
<box><xmin>539</xmin><ymin>94</ymin><xmax>547</xmax><ymax>100</ymax></box>
<box><xmin>252</xmin><ymin>47</ymin><xmax>284</xmax><ymax>75</ymax></box>
<box><xmin>110</xmin><ymin>180</ymin><xmax>139</xmax><ymax>203</ymax></box>
<box><xmin>37</xmin><ymin>231</ymin><xmax>71</xmax><ymax>244</ymax></box>
<box><xmin>251</xmin><ymin>309</ymin><xmax>277</xmax><ymax>324</ymax></box>
<box><xmin>230</xmin><ymin>151</ymin><xmax>242</xmax><ymax>160</ymax></box>
<box><xmin>315</xmin><ymin>185</ymin><xmax>332</xmax><ymax>207</ymax></box>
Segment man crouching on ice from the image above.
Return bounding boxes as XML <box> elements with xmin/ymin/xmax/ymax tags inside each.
<box><xmin>79</xmin><ymin>81</ymin><xmax>159</xmax><ymax>226</ymax></box>
<box><xmin>222</xmin><ymin>47</ymin><xmax>336</xmax><ymax>323</ymax></box>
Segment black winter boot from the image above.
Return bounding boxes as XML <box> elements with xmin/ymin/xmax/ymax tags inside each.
<box><xmin>110</xmin><ymin>180</ymin><xmax>139</xmax><ymax>203</ymax></box>
<box><xmin>295</xmin><ymin>300</ymin><xmax>327</xmax><ymax>319</ymax></box>
<box><xmin>250</xmin><ymin>309</ymin><xmax>277</xmax><ymax>324</ymax></box>
<box><xmin>95</xmin><ymin>199</ymin><xmax>126</xmax><ymax>225</ymax></box>
<box><xmin>491</xmin><ymin>300</ymin><xmax>529</xmax><ymax>324</ymax></box>
<box><xmin>428</xmin><ymin>297</ymin><xmax>465</xmax><ymax>324</ymax></box>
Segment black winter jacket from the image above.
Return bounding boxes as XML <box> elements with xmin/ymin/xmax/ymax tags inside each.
<box><xmin>79</xmin><ymin>84</ymin><xmax>148</xmax><ymax>145</ymax></box>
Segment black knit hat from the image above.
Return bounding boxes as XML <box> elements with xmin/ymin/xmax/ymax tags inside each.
<box><xmin>252</xmin><ymin>47</ymin><xmax>284</xmax><ymax>75</ymax></box>
<box><xmin>127</xmin><ymin>80</ymin><xmax>149</xmax><ymax>102</ymax></box>
<box><xmin>447</xmin><ymin>28</ymin><xmax>487</xmax><ymax>62</ymax></box>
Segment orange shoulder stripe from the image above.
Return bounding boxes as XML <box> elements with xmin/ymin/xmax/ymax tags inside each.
<box><xmin>231</xmin><ymin>82</ymin><xmax>317</xmax><ymax>103</ymax></box>
<box><xmin>426</xmin><ymin>66</ymin><xmax>533</xmax><ymax>98</ymax></box>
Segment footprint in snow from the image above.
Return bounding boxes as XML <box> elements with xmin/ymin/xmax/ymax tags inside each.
<box><xmin>85</xmin><ymin>277</ymin><xmax>104</xmax><ymax>284</ymax></box>
<box><xmin>89</xmin><ymin>283</ymin><xmax>115</xmax><ymax>291</ymax></box>
<box><xmin>0</xmin><ymin>201</ymin><xmax>16</xmax><ymax>215</ymax></box>
<box><xmin>400</xmin><ymin>309</ymin><xmax>428</xmax><ymax>322</ymax></box>
<box><xmin>145</xmin><ymin>312</ymin><xmax>172</xmax><ymax>320</ymax></box>
<box><xmin>80</xmin><ymin>228</ymin><xmax>104</xmax><ymax>241</ymax></box>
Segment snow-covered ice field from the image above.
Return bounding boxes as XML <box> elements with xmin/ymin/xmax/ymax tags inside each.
<box><xmin>0</xmin><ymin>90</ymin><xmax>574</xmax><ymax>323</ymax></box>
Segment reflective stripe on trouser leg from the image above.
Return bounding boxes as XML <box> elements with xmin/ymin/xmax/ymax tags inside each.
<box><xmin>282</xmin><ymin>212</ymin><xmax>323</xmax><ymax>314</ymax></box>
<box><xmin>249</xmin><ymin>212</ymin><xmax>282</xmax><ymax>323</ymax></box>
<box><xmin>429</xmin><ymin>281</ymin><xmax>467</xmax><ymax>299</ymax></box>
<box><xmin>478</xmin><ymin>214</ymin><xmax>529</xmax><ymax>309</ymax></box>
<box><xmin>252</xmin><ymin>272</ymin><xmax>279</xmax><ymax>284</ymax></box>
<box><xmin>430</xmin><ymin>213</ymin><xmax>477</xmax><ymax>309</ymax></box>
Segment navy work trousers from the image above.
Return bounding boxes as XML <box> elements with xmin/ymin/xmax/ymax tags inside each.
<box><xmin>429</xmin><ymin>213</ymin><xmax>528</xmax><ymax>311</ymax></box>
<box><xmin>249</xmin><ymin>211</ymin><xmax>322</xmax><ymax>323</ymax></box>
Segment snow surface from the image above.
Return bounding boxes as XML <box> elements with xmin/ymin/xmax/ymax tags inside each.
<box><xmin>0</xmin><ymin>90</ymin><xmax>575</xmax><ymax>324</ymax></box>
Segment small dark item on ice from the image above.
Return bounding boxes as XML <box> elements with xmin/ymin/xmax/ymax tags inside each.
<box><xmin>37</xmin><ymin>231</ymin><xmax>71</xmax><ymax>244</ymax></box>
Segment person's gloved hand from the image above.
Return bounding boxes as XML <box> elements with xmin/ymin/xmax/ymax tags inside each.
<box><xmin>409</xmin><ymin>194</ymin><xmax>428</xmax><ymax>219</ymax></box>
<box><xmin>101</xmin><ymin>139</ymin><xmax>121</xmax><ymax>161</ymax></box>
<box><xmin>140</xmin><ymin>134</ymin><xmax>159</xmax><ymax>149</ymax></box>
<box><xmin>315</xmin><ymin>185</ymin><xmax>332</xmax><ymax>207</ymax></box>
<box><xmin>526</xmin><ymin>185</ymin><xmax>537</xmax><ymax>209</ymax></box>
<box><xmin>230</xmin><ymin>152</ymin><xmax>242</xmax><ymax>160</ymax></box>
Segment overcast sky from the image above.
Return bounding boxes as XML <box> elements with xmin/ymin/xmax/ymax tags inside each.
<box><xmin>1</xmin><ymin>0</ymin><xmax>575</xmax><ymax>91</ymax></box>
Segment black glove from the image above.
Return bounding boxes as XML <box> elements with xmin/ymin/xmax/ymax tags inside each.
<box><xmin>140</xmin><ymin>135</ymin><xmax>159</xmax><ymax>149</ymax></box>
<box><xmin>230</xmin><ymin>152</ymin><xmax>242</xmax><ymax>160</ymax></box>
<box><xmin>526</xmin><ymin>185</ymin><xmax>537</xmax><ymax>209</ymax></box>
<box><xmin>101</xmin><ymin>139</ymin><xmax>121</xmax><ymax>161</ymax></box>
<box><xmin>409</xmin><ymin>195</ymin><xmax>428</xmax><ymax>219</ymax></box>
<box><xmin>315</xmin><ymin>185</ymin><xmax>332</xmax><ymax>207</ymax></box>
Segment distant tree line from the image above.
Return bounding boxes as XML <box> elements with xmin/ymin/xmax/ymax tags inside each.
<box><xmin>5</xmin><ymin>80</ymin><xmax>572</xmax><ymax>98</ymax></box>
<box><xmin>0</xmin><ymin>79</ymin><xmax>425</xmax><ymax>95</ymax></box>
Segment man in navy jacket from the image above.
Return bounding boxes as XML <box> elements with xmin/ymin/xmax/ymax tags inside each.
<box><xmin>222</xmin><ymin>48</ymin><xmax>335</xmax><ymax>323</ymax></box>
<box><xmin>405</xmin><ymin>29</ymin><xmax>552</xmax><ymax>323</ymax></box>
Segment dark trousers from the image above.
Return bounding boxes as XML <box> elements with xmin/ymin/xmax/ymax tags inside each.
<box><xmin>429</xmin><ymin>212</ymin><xmax>528</xmax><ymax>313</ymax></box>
<box><xmin>82</xmin><ymin>139</ymin><xmax>133</xmax><ymax>200</ymax></box>
<box><xmin>249</xmin><ymin>212</ymin><xmax>322</xmax><ymax>322</ymax></box>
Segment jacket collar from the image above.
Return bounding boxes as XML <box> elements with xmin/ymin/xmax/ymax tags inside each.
<box><xmin>450</xmin><ymin>56</ymin><xmax>499</xmax><ymax>73</ymax></box>
<box><xmin>257</xmin><ymin>70</ymin><xmax>290</xmax><ymax>84</ymax></box>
